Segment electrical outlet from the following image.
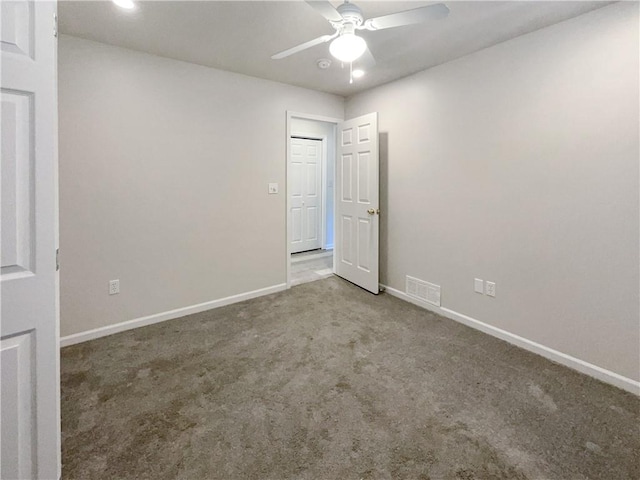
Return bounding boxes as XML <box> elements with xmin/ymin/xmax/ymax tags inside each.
<box><xmin>486</xmin><ymin>281</ymin><xmax>496</xmax><ymax>297</ymax></box>
<box><xmin>109</xmin><ymin>279</ymin><xmax>120</xmax><ymax>295</ymax></box>
<box><xmin>474</xmin><ymin>278</ymin><xmax>484</xmax><ymax>294</ymax></box>
<box><xmin>268</xmin><ymin>183</ymin><xmax>278</xmax><ymax>194</ymax></box>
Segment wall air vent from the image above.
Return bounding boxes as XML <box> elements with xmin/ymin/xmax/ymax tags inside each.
<box><xmin>406</xmin><ymin>275</ymin><xmax>441</xmax><ymax>307</ymax></box>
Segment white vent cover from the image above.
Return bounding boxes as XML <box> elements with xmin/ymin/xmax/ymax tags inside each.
<box><xmin>406</xmin><ymin>275</ymin><xmax>441</xmax><ymax>307</ymax></box>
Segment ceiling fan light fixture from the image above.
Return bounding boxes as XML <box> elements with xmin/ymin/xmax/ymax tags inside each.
<box><xmin>112</xmin><ymin>0</ymin><xmax>135</xmax><ymax>10</ymax></box>
<box><xmin>329</xmin><ymin>33</ymin><xmax>367</xmax><ymax>63</ymax></box>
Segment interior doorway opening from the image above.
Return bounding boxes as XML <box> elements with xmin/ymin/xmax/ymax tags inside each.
<box><xmin>286</xmin><ymin>112</ymin><xmax>342</xmax><ymax>288</ymax></box>
<box><xmin>291</xmin><ymin>248</ymin><xmax>334</xmax><ymax>286</ymax></box>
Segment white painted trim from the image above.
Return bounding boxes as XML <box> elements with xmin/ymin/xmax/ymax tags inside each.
<box><xmin>291</xmin><ymin>132</ymin><xmax>326</xmax><ymax>139</ymax></box>
<box><xmin>287</xmin><ymin>111</ymin><xmax>344</xmax><ymax>125</ymax></box>
<box><xmin>286</xmin><ymin>111</ymin><xmax>342</xmax><ymax>289</ymax></box>
<box><xmin>60</xmin><ymin>283</ymin><xmax>287</xmax><ymax>348</ymax></box>
<box><xmin>321</xmin><ymin>135</ymin><xmax>329</xmax><ymax>250</ymax></box>
<box><xmin>331</xmin><ymin>122</ymin><xmax>337</xmax><ymax>276</ymax></box>
<box><xmin>381</xmin><ymin>284</ymin><xmax>640</xmax><ymax>395</ymax></box>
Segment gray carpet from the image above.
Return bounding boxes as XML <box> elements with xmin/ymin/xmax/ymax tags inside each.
<box><xmin>61</xmin><ymin>276</ymin><xmax>640</xmax><ymax>479</ymax></box>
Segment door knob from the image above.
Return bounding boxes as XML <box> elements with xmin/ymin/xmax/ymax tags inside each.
<box><xmin>367</xmin><ymin>208</ymin><xmax>375</xmax><ymax>215</ymax></box>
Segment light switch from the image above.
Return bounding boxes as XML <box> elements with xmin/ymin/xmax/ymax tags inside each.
<box><xmin>474</xmin><ymin>278</ymin><xmax>484</xmax><ymax>294</ymax></box>
<box><xmin>486</xmin><ymin>281</ymin><xmax>496</xmax><ymax>297</ymax></box>
<box><xmin>268</xmin><ymin>183</ymin><xmax>278</xmax><ymax>194</ymax></box>
<box><xmin>109</xmin><ymin>279</ymin><xmax>120</xmax><ymax>295</ymax></box>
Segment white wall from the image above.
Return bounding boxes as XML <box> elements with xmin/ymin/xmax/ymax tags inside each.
<box><xmin>289</xmin><ymin>118</ymin><xmax>336</xmax><ymax>249</ymax></box>
<box><xmin>346</xmin><ymin>3</ymin><xmax>640</xmax><ymax>382</ymax></box>
<box><xmin>58</xmin><ymin>35</ymin><xmax>344</xmax><ymax>337</ymax></box>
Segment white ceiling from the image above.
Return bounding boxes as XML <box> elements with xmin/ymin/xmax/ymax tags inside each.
<box><xmin>59</xmin><ymin>1</ymin><xmax>611</xmax><ymax>97</ymax></box>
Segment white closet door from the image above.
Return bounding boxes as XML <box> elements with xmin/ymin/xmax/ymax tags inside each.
<box><xmin>335</xmin><ymin>113</ymin><xmax>379</xmax><ymax>294</ymax></box>
<box><xmin>1</xmin><ymin>1</ymin><xmax>60</xmax><ymax>478</ymax></box>
<box><xmin>290</xmin><ymin>137</ymin><xmax>322</xmax><ymax>253</ymax></box>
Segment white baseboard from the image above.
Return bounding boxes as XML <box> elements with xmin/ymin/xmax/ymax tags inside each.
<box><xmin>60</xmin><ymin>283</ymin><xmax>287</xmax><ymax>348</ymax></box>
<box><xmin>381</xmin><ymin>284</ymin><xmax>640</xmax><ymax>395</ymax></box>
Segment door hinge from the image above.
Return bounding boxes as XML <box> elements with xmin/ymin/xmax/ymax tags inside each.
<box><xmin>53</xmin><ymin>13</ymin><xmax>58</xmax><ymax>38</ymax></box>
<box><xmin>56</xmin><ymin>249</ymin><xmax>60</xmax><ymax>271</ymax></box>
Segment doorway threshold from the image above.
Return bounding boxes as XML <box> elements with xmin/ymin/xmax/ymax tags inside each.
<box><xmin>291</xmin><ymin>249</ymin><xmax>333</xmax><ymax>264</ymax></box>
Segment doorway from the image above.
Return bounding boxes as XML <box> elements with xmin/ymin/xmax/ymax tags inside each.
<box><xmin>286</xmin><ymin>112</ymin><xmax>342</xmax><ymax>288</ymax></box>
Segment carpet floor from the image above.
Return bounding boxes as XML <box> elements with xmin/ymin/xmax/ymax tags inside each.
<box><xmin>61</xmin><ymin>277</ymin><xmax>639</xmax><ymax>479</ymax></box>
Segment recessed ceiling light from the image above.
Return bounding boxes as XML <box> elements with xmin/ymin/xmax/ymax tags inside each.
<box><xmin>112</xmin><ymin>0</ymin><xmax>135</xmax><ymax>10</ymax></box>
<box><xmin>352</xmin><ymin>69</ymin><xmax>365</xmax><ymax>79</ymax></box>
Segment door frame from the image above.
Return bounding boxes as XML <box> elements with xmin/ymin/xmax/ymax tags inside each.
<box><xmin>286</xmin><ymin>111</ymin><xmax>342</xmax><ymax>289</ymax></box>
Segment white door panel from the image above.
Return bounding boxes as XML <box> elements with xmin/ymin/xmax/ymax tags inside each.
<box><xmin>335</xmin><ymin>113</ymin><xmax>379</xmax><ymax>294</ymax></box>
<box><xmin>289</xmin><ymin>138</ymin><xmax>322</xmax><ymax>253</ymax></box>
<box><xmin>341</xmin><ymin>215</ymin><xmax>353</xmax><ymax>265</ymax></box>
<box><xmin>1</xmin><ymin>1</ymin><xmax>34</xmax><ymax>59</ymax></box>
<box><xmin>1</xmin><ymin>1</ymin><xmax>60</xmax><ymax>478</ymax></box>
<box><xmin>357</xmin><ymin>217</ymin><xmax>372</xmax><ymax>271</ymax></box>
<box><xmin>341</xmin><ymin>154</ymin><xmax>352</xmax><ymax>201</ymax></box>
<box><xmin>1</xmin><ymin>334</ymin><xmax>33</xmax><ymax>480</ymax></box>
<box><xmin>1</xmin><ymin>90</ymin><xmax>32</xmax><ymax>274</ymax></box>
<box><xmin>291</xmin><ymin>207</ymin><xmax>302</xmax><ymax>243</ymax></box>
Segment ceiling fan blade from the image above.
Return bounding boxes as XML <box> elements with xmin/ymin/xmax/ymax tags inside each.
<box><xmin>364</xmin><ymin>3</ymin><xmax>449</xmax><ymax>31</ymax></box>
<box><xmin>271</xmin><ymin>34</ymin><xmax>336</xmax><ymax>60</ymax></box>
<box><xmin>355</xmin><ymin>46</ymin><xmax>376</xmax><ymax>70</ymax></box>
<box><xmin>305</xmin><ymin>0</ymin><xmax>343</xmax><ymax>22</ymax></box>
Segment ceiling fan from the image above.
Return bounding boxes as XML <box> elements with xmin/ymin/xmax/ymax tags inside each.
<box><xmin>271</xmin><ymin>0</ymin><xmax>450</xmax><ymax>70</ymax></box>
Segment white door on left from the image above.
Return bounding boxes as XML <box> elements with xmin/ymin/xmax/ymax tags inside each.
<box><xmin>289</xmin><ymin>137</ymin><xmax>322</xmax><ymax>254</ymax></box>
<box><xmin>1</xmin><ymin>1</ymin><xmax>60</xmax><ymax>479</ymax></box>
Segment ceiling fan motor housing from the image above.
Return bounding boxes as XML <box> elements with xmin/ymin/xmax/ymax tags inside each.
<box><xmin>335</xmin><ymin>2</ymin><xmax>364</xmax><ymax>27</ymax></box>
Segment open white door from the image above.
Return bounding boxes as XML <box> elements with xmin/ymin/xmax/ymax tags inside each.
<box><xmin>1</xmin><ymin>1</ymin><xmax>61</xmax><ymax>479</ymax></box>
<box><xmin>335</xmin><ymin>113</ymin><xmax>379</xmax><ymax>294</ymax></box>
